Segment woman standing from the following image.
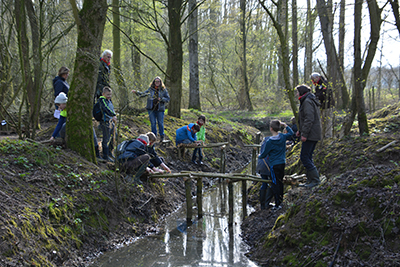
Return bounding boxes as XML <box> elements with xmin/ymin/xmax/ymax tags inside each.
<box><xmin>53</xmin><ymin>67</ymin><xmax>70</xmax><ymax>118</ymax></box>
<box><xmin>132</xmin><ymin>77</ymin><xmax>170</xmax><ymax>141</ymax></box>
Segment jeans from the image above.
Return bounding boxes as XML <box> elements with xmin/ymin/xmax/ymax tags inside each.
<box><xmin>148</xmin><ymin>110</ymin><xmax>165</xmax><ymax>137</ymax></box>
<box><xmin>300</xmin><ymin>140</ymin><xmax>318</xmax><ymax>171</ymax></box>
<box><xmin>192</xmin><ymin>148</ymin><xmax>203</xmax><ymax>161</ymax></box>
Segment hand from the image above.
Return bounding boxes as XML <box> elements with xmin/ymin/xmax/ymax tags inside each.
<box><xmin>281</xmin><ymin>122</ymin><xmax>287</xmax><ymax>127</ymax></box>
<box><xmin>112</xmin><ymin>116</ymin><xmax>117</xmax><ymax>122</ymax></box>
<box><xmin>146</xmin><ymin>167</ymin><xmax>154</xmax><ymax>174</ymax></box>
<box><xmin>131</xmin><ymin>89</ymin><xmax>136</xmax><ymax>93</ymax></box>
<box><xmin>301</xmin><ymin>136</ymin><xmax>307</xmax><ymax>142</ymax></box>
<box><xmin>161</xmin><ymin>163</ymin><xmax>171</xmax><ymax>173</ymax></box>
<box><xmin>153</xmin><ymin>167</ymin><xmax>164</xmax><ymax>173</ymax></box>
<box><xmin>296</xmin><ymin>131</ymin><xmax>300</xmax><ymax>137</ymax></box>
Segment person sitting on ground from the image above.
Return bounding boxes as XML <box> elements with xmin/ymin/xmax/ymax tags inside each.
<box><xmin>98</xmin><ymin>86</ymin><xmax>117</xmax><ymax>162</ymax></box>
<box><xmin>146</xmin><ymin>132</ymin><xmax>171</xmax><ymax>173</ymax></box>
<box><xmin>49</xmin><ymin>93</ymin><xmax>101</xmax><ymax>159</ymax></box>
<box><xmin>117</xmin><ymin>134</ymin><xmax>157</xmax><ymax>183</ymax></box>
<box><xmin>192</xmin><ymin>115</ymin><xmax>206</xmax><ymax>165</ymax></box>
<box><xmin>175</xmin><ymin>123</ymin><xmax>201</xmax><ymax>146</ymax></box>
<box><xmin>258</xmin><ymin>120</ymin><xmax>294</xmax><ymax>211</ymax></box>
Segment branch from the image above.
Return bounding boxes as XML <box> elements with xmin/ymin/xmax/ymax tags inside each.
<box><xmin>68</xmin><ymin>0</ymin><xmax>81</xmax><ymax>28</ymax></box>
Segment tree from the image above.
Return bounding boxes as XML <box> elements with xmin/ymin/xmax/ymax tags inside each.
<box><xmin>188</xmin><ymin>0</ymin><xmax>201</xmax><ymax>110</ymax></box>
<box><xmin>304</xmin><ymin>0</ymin><xmax>317</xmax><ymax>83</ymax></box>
<box><xmin>67</xmin><ymin>0</ymin><xmax>108</xmax><ymax>162</ymax></box>
<box><xmin>292</xmin><ymin>0</ymin><xmax>299</xmax><ymax>87</ymax></box>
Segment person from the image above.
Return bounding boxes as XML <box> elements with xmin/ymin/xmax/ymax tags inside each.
<box><xmin>132</xmin><ymin>77</ymin><xmax>170</xmax><ymax>141</ymax></box>
<box><xmin>117</xmin><ymin>134</ymin><xmax>157</xmax><ymax>184</ymax></box>
<box><xmin>288</xmin><ymin>117</ymin><xmax>299</xmax><ymax>144</ymax></box>
<box><xmin>49</xmin><ymin>93</ymin><xmax>101</xmax><ymax>159</ymax></box>
<box><xmin>53</xmin><ymin>67</ymin><xmax>70</xmax><ymax>118</ymax></box>
<box><xmin>98</xmin><ymin>86</ymin><xmax>117</xmax><ymax>162</ymax></box>
<box><xmin>95</xmin><ymin>50</ymin><xmax>112</xmax><ymax>102</ymax></box>
<box><xmin>176</xmin><ymin>123</ymin><xmax>201</xmax><ymax>146</ymax></box>
<box><xmin>310</xmin><ymin>72</ymin><xmax>334</xmax><ymax>138</ymax></box>
<box><xmin>146</xmin><ymin>132</ymin><xmax>171</xmax><ymax>173</ymax></box>
<box><xmin>258</xmin><ymin>120</ymin><xmax>294</xmax><ymax>210</ymax></box>
<box><xmin>296</xmin><ymin>84</ymin><xmax>322</xmax><ymax>188</ymax></box>
<box><xmin>192</xmin><ymin>115</ymin><xmax>206</xmax><ymax>165</ymax></box>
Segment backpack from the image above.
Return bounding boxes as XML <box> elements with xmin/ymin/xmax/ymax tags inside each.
<box><xmin>116</xmin><ymin>140</ymin><xmax>135</xmax><ymax>160</ymax></box>
<box><xmin>93</xmin><ymin>100</ymin><xmax>103</xmax><ymax>121</ymax></box>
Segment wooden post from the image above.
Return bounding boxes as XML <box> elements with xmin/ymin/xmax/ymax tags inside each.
<box><xmin>242</xmin><ymin>179</ymin><xmax>247</xmax><ymax>220</ymax></box>
<box><xmin>251</xmin><ymin>147</ymin><xmax>257</xmax><ymax>175</ymax></box>
<box><xmin>185</xmin><ymin>178</ymin><xmax>193</xmax><ymax>225</ymax></box>
<box><xmin>228</xmin><ymin>180</ymin><xmax>234</xmax><ymax>226</ymax></box>
<box><xmin>196</xmin><ymin>177</ymin><xmax>203</xmax><ymax>219</ymax></box>
<box><xmin>256</xmin><ymin>132</ymin><xmax>261</xmax><ymax>154</ymax></box>
<box><xmin>220</xmin><ymin>145</ymin><xmax>226</xmax><ymax>174</ymax></box>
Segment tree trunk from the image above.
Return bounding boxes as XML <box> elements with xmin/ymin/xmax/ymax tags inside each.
<box><xmin>67</xmin><ymin>0</ymin><xmax>108</xmax><ymax>162</ymax></box>
<box><xmin>112</xmin><ymin>0</ymin><xmax>129</xmax><ymax>109</ymax></box>
<box><xmin>292</xmin><ymin>0</ymin><xmax>298</xmax><ymax>87</ymax></box>
<box><xmin>188</xmin><ymin>0</ymin><xmax>201</xmax><ymax>110</ymax></box>
<box><xmin>338</xmin><ymin>0</ymin><xmax>346</xmax><ymax>108</ymax></box>
<box><xmin>237</xmin><ymin>0</ymin><xmax>253</xmax><ymax>111</ymax></box>
<box><xmin>304</xmin><ymin>0</ymin><xmax>316</xmax><ymax>84</ymax></box>
<box><xmin>390</xmin><ymin>0</ymin><xmax>400</xmax><ymax>35</ymax></box>
<box><xmin>166</xmin><ymin>0</ymin><xmax>183</xmax><ymax>118</ymax></box>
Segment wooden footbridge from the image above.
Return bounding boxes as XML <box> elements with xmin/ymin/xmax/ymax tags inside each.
<box><xmin>149</xmin><ymin>133</ymin><xmax>269</xmax><ymax>226</ymax></box>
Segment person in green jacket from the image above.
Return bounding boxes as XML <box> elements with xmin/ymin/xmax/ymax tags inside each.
<box><xmin>192</xmin><ymin>115</ymin><xmax>206</xmax><ymax>165</ymax></box>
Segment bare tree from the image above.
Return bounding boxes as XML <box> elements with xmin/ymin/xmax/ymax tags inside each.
<box><xmin>292</xmin><ymin>0</ymin><xmax>298</xmax><ymax>87</ymax></box>
<box><xmin>188</xmin><ymin>0</ymin><xmax>201</xmax><ymax>110</ymax></box>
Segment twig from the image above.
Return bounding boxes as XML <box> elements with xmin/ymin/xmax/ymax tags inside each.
<box><xmin>138</xmin><ymin>197</ymin><xmax>153</xmax><ymax>209</ymax></box>
<box><xmin>329</xmin><ymin>233</ymin><xmax>343</xmax><ymax>267</ymax></box>
<box><xmin>376</xmin><ymin>140</ymin><xmax>397</xmax><ymax>152</ymax></box>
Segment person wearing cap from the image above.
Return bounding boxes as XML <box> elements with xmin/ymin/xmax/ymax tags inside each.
<box><xmin>95</xmin><ymin>50</ymin><xmax>112</xmax><ymax>102</ymax></box>
<box><xmin>49</xmin><ymin>92</ymin><xmax>101</xmax><ymax>159</ymax></box>
<box><xmin>310</xmin><ymin>72</ymin><xmax>334</xmax><ymax>138</ymax></box>
<box><xmin>117</xmin><ymin>134</ymin><xmax>157</xmax><ymax>183</ymax></box>
<box><xmin>296</xmin><ymin>84</ymin><xmax>322</xmax><ymax>188</ymax></box>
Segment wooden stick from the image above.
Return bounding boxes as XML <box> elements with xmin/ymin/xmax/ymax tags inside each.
<box><xmin>376</xmin><ymin>140</ymin><xmax>397</xmax><ymax>152</ymax></box>
<box><xmin>178</xmin><ymin>142</ymin><xmax>229</xmax><ymax>148</ymax></box>
<box><xmin>196</xmin><ymin>178</ymin><xmax>203</xmax><ymax>219</ymax></box>
<box><xmin>185</xmin><ymin>178</ymin><xmax>192</xmax><ymax>225</ymax></box>
<box><xmin>243</xmin><ymin>144</ymin><xmax>261</xmax><ymax>147</ymax></box>
<box><xmin>228</xmin><ymin>181</ymin><xmax>234</xmax><ymax>226</ymax></box>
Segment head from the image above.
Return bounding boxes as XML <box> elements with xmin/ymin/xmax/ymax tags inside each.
<box><xmin>58</xmin><ymin>66</ymin><xmax>70</xmax><ymax>80</ymax></box>
<box><xmin>146</xmin><ymin>132</ymin><xmax>157</xmax><ymax>145</ymax></box>
<box><xmin>270</xmin><ymin>120</ymin><xmax>281</xmax><ymax>133</ymax></box>
<box><xmin>102</xmin><ymin>50</ymin><xmax>113</xmax><ymax>64</ymax></box>
<box><xmin>197</xmin><ymin>115</ymin><xmax>206</xmax><ymax>125</ymax></box>
<box><xmin>102</xmin><ymin>86</ymin><xmax>112</xmax><ymax>99</ymax></box>
<box><xmin>296</xmin><ymin>84</ymin><xmax>311</xmax><ymax>97</ymax></box>
<box><xmin>55</xmin><ymin>92</ymin><xmax>68</xmax><ymax>110</ymax></box>
<box><xmin>291</xmin><ymin>117</ymin><xmax>296</xmax><ymax>124</ymax></box>
<box><xmin>310</xmin><ymin>72</ymin><xmax>321</xmax><ymax>84</ymax></box>
<box><xmin>137</xmin><ymin>134</ymin><xmax>149</xmax><ymax>146</ymax></box>
<box><xmin>192</xmin><ymin>124</ymin><xmax>200</xmax><ymax>134</ymax></box>
<box><xmin>150</xmin><ymin>76</ymin><xmax>165</xmax><ymax>89</ymax></box>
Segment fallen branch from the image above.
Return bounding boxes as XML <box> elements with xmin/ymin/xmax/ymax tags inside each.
<box><xmin>376</xmin><ymin>140</ymin><xmax>397</xmax><ymax>152</ymax></box>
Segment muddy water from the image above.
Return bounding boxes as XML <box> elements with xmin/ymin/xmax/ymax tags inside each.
<box><xmin>90</xmin><ymin>181</ymin><xmax>259</xmax><ymax>267</ymax></box>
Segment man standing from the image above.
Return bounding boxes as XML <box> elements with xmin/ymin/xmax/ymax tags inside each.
<box><xmin>296</xmin><ymin>85</ymin><xmax>322</xmax><ymax>188</ymax></box>
<box><xmin>310</xmin><ymin>72</ymin><xmax>334</xmax><ymax>138</ymax></box>
<box><xmin>95</xmin><ymin>50</ymin><xmax>112</xmax><ymax>102</ymax></box>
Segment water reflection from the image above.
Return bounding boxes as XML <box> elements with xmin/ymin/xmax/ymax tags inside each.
<box><xmin>91</xmin><ymin>182</ymin><xmax>258</xmax><ymax>267</ymax></box>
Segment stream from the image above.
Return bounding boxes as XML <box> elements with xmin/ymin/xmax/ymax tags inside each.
<box><xmin>89</xmin><ymin>180</ymin><xmax>259</xmax><ymax>267</ymax></box>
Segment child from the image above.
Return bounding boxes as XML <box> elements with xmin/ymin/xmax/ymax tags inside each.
<box><xmin>49</xmin><ymin>93</ymin><xmax>101</xmax><ymax>159</ymax></box>
<box><xmin>192</xmin><ymin>115</ymin><xmax>206</xmax><ymax>165</ymax></box>
<box><xmin>175</xmin><ymin>123</ymin><xmax>201</xmax><ymax>146</ymax></box>
<box><xmin>146</xmin><ymin>132</ymin><xmax>171</xmax><ymax>173</ymax></box>
<box><xmin>99</xmin><ymin>86</ymin><xmax>117</xmax><ymax>162</ymax></box>
<box><xmin>258</xmin><ymin>120</ymin><xmax>294</xmax><ymax>210</ymax></box>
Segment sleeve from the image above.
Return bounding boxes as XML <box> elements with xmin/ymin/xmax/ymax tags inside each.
<box><xmin>283</xmin><ymin>126</ymin><xmax>294</xmax><ymax>140</ymax></box>
<box><xmin>51</xmin><ymin>115</ymin><xmax>66</xmax><ymax>138</ymax></box>
<box><xmin>54</xmin><ymin>80</ymin><xmax>63</xmax><ymax>98</ymax></box>
<box><xmin>135</xmin><ymin>88</ymin><xmax>151</xmax><ymax>98</ymax></box>
<box><xmin>258</xmin><ymin>139</ymin><xmax>271</xmax><ymax>159</ymax></box>
<box><xmin>99</xmin><ymin>98</ymin><xmax>116</xmax><ymax>117</ymax></box>
<box><xmin>301</xmin><ymin>101</ymin><xmax>316</xmax><ymax>138</ymax></box>
<box><xmin>161</xmin><ymin>88</ymin><xmax>170</xmax><ymax>103</ymax></box>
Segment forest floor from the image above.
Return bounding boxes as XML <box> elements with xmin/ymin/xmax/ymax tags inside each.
<box><xmin>241</xmin><ymin>103</ymin><xmax>400</xmax><ymax>266</ymax></box>
<box><xmin>0</xmin><ymin>109</ymin><xmax>260</xmax><ymax>267</ymax></box>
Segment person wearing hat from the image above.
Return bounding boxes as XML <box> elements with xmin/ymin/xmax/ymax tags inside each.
<box><xmin>296</xmin><ymin>84</ymin><xmax>322</xmax><ymax>188</ymax></box>
<box><xmin>49</xmin><ymin>92</ymin><xmax>101</xmax><ymax>159</ymax></box>
<box><xmin>117</xmin><ymin>134</ymin><xmax>157</xmax><ymax>183</ymax></box>
<box><xmin>53</xmin><ymin>66</ymin><xmax>70</xmax><ymax>118</ymax></box>
<box><xmin>310</xmin><ymin>72</ymin><xmax>334</xmax><ymax>138</ymax></box>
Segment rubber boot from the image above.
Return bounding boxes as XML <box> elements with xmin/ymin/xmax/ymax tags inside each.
<box><xmin>133</xmin><ymin>164</ymin><xmax>147</xmax><ymax>184</ymax></box>
<box><xmin>260</xmin><ymin>188</ymin><xmax>267</xmax><ymax>210</ymax></box>
<box><xmin>299</xmin><ymin>172</ymin><xmax>312</xmax><ymax>187</ymax></box>
<box><xmin>304</xmin><ymin>168</ymin><xmax>320</xmax><ymax>188</ymax></box>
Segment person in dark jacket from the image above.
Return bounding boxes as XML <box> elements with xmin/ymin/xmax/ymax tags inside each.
<box><xmin>53</xmin><ymin>67</ymin><xmax>70</xmax><ymax>118</ymax></box>
<box><xmin>258</xmin><ymin>120</ymin><xmax>294</xmax><ymax>210</ymax></box>
<box><xmin>296</xmin><ymin>84</ymin><xmax>322</xmax><ymax>188</ymax></box>
<box><xmin>132</xmin><ymin>77</ymin><xmax>170</xmax><ymax>141</ymax></box>
<box><xmin>310</xmin><ymin>72</ymin><xmax>334</xmax><ymax>138</ymax></box>
<box><xmin>99</xmin><ymin>86</ymin><xmax>117</xmax><ymax>162</ymax></box>
<box><xmin>95</xmin><ymin>50</ymin><xmax>112</xmax><ymax>102</ymax></box>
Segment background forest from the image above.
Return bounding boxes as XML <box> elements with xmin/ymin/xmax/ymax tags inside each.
<box><xmin>0</xmin><ymin>0</ymin><xmax>399</xmax><ymax>155</ymax></box>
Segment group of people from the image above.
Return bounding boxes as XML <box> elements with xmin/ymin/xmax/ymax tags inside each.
<box><xmin>258</xmin><ymin>73</ymin><xmax>334</xmax><ymax>210</ymax></box>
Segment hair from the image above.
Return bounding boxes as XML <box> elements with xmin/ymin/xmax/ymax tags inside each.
<box><xmin>102</xmin><ymin>86</ymin><xmax>112</xmax><ymax>93</ymax></box>
<box><xmin>102</xmin><ymin>50</ymin><xmax>113</xmax><ymax>58</ymax></box>
<box><xmin>270</xmin><ymin>120</ymin><xmax>281</xmax><ymax>132</ymax></box>
<box><xmin>150</xmin><ymin>76</ymin><xmax>166</xmax><ymax>89</ymax></box>
<box><xmin>146</xmin><ymin>132</ymin><xmax>157</xmax><ymax>143</ymax></box>
<box><xmin>192</xmin><ymin>124</ymin><xmax>200</xmax><ymax>131</ymax></box>
<box><xmin>58</xmin><ymin>66</ymin><xmax>70</xmax><ymax>76</ymax></box>
<box><xmin>291</xmin><ymin>117</ymin><xmax>296</xmax><ymax>124</ymax></box>
<box><xmin>296</xmin><ymin>84</ymin><xmax>311</xmax><ymax>96</ymax></box>
<box><xmin>310</xmin><ymin>72</ymin><xmax>321</xmax><ymax>80</ymax></box>
<box><xmin>198</xmin><ymin>115</ymin><xmax>206</xmax><ymax>122</ymax></box>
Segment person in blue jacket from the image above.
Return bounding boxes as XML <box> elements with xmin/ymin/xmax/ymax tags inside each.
<box><xmin>175</xmin><ymin>123</ymin><xmax>201</xmax><ymax>146</ymax></box>
<box><xmin>258</xmin><ymin>120</ymin><xmax>293</xmax><ymax>210</ymax></box>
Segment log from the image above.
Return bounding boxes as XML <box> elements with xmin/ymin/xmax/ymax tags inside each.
<box><xmin>178</xmin><ymin>142</ymin><xmax>229</xmax><ymax>148</ymax></box>
<box><xmin>376</xmin><ymin>141</ymin><xmax>397</xmax><ymax>152</ymax></box>
<box><xmin>243</xmin><ymin>144</ymin><xmax>261</xmax><ymax>147</ymax></box>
